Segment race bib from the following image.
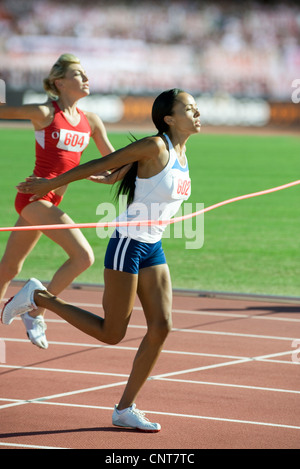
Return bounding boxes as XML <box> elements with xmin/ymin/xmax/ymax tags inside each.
<box><xmin>172</xmin><ymin>176</ymin><xmax>191</xmax><ymax>200</ymax></box>
<box><xmin>56</xmin><ymin>129</ymin><xmax>90</xmax><ymax>152</ymax></box>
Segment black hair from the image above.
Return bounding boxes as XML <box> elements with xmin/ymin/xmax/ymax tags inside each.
<box><xmin>115</xmin><ymin>89</ymin><xmax>184</xmax><ymax>205</ymax></box>
<box><xmin>114</xmin><ymin>133</ymin><xmax>138</xmax><ymax>206</ymax></box>
<box><xmin>152</xmin><ymin>88</ymin><xmax>184</xmax><ymax>134</ymax></box>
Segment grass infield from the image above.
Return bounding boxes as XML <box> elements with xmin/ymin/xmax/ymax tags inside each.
<box><xmin>0</xmin><ymin>127</ymin><xmax>299</xmax><ymax>297</ymax></box>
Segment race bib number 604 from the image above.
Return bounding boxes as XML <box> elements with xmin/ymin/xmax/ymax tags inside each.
<box><xmin>56</xmin><ymin>129</ymin><xmax>90</xmax><ymax>152</ymax></box>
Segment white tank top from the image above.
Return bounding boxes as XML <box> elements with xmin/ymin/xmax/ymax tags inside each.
<box><xmin>117</xmin><ymin>134</ymin><xmax>191</xmax><ymax>242</ymax></box>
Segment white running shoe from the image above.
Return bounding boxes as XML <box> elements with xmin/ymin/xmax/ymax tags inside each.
<box><xmin>21</xmin><ymin>312</ymin><xmax>48</xmax><ymax>349</ymax></box>
<box><xmin>1</xmin><ymin>278</ymin><xmax>46</xmax><ymax>326</ymax></box>
<box><xmin>112</xmin><ymin>403</ymin><xmax>161</xmax><ymax>432</ymax></box>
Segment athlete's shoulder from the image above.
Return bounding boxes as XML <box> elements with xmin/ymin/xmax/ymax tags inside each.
<box><xmin>144</xmin><ymin>134</ymin><xmax>169</xmax><ymax>155</ymax></box>
<box><xmin>39</xmin><ymin>100</ymin><xmax>56</xmax><ymax>115</ymax></box>
<box><xmin>81</xmin><ymin>110</ymin><xmax>104</xmax><ymax>132</ymax></box>
<box><xmin>81</xmin><ymin>110</ymin><xmax>101</xmax><ymax>124</ymax></box>
<box><xmin>129</xmin><ymin>135</ymin><xmax>168</xmax><ymax>163</ymax></box>
<box><xmin>30</xmin><ymin>100</ymin><xmax>56</xmax><ymax>129</ymax></box>
<box><xmin>142</xmin><ymin>135</ymin><xmax>167</xmax><ymax>149</ymax></box>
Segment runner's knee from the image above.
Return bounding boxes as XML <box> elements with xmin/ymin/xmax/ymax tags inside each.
<box><xmin>147</xmin><ymin>316</ymin><xmax>172</xmax><ymax>344</ymax></box>
<box><xmin>103</xmin><ymin>327</ymin><xmax>127</xmax><ymax>345</ymax></box>
<box><xmin>0</xmin><ymin>258</ymin><xmax>23</xmax><ymax>281</ymax></box>
<box><xmin>73</xmin><ymin>245</ymin><xmax>95</xmax><ymax>271</ymax></box>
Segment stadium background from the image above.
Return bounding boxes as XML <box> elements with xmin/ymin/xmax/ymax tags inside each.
<box><xmin>1</xmin><ymin>0</ymin><xmax>300</xmax><ymax>127</ymax></box>
<box><xmin>0</xmin><ymin>0</ymin><xmax>299</xmax><ymax>297</ymax></box>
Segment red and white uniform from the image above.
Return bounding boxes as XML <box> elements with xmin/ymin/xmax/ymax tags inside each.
<box><xmin>33</xmin><ymin>101</ymin><xmax>91</xmax><ymax>178</ymax></box>
<box><xmin>15</xmin><ymin>101</ymin><xmax>91</xmax><ymax>215</ymax></box>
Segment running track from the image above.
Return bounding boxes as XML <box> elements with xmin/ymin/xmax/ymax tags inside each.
<box><xmin>0</xmin><ymin>282</ymin><xmax>299</xmax><ymax>450</ymax></box>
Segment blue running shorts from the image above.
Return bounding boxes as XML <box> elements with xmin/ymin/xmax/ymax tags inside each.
<box><xmin>104</xmin><ymin>230</ymin><xmax>167</xmax><ymax>274</ymax></box>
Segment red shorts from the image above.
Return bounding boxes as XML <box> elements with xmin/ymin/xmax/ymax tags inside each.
<box><xmin>15</xmin><ymin>191</ymin><xmax>63</xmax><ymax>215</ymax></box>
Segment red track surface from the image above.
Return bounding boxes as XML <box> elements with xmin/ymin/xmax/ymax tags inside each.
<box><xmin>0</xmin><ymin>284</ymin><xmax>300</xmax><ymax>450</ymax></box>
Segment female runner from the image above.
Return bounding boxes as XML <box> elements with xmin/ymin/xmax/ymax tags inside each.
<box><xmin>2</xmin><ymin>89</ymin><xmax>201</xmax><ymax>431</ymax></box>
<box><xmin>0</xmin><ymin>53</ymin><xmax>121</xmax><ymax>349</ymax></box>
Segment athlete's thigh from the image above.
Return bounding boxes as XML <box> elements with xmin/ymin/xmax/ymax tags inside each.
<box><xmin>22</xmin><ymin>200</ymin><xmax>92</xmax><ymax>256</ymax></box>
<box><xmin>102</xmin><ymin>268</ymin><xmax>138</xmax><ymax>334</ymax></box>
<box><xmin>137</xmin><ymin>264</ymin><xmax>173</xmax><ymax>325</ymax></box>
<box><xmin>0</xmin><ymin>216</ymin><xmax>41</xmax><ymax>265</ymax></box>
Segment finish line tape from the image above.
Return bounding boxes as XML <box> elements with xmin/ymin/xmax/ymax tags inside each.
<box><xmin>0</xmin><ymin>179</ymin><xmax>299</xmax><ymax>233</ymax></box>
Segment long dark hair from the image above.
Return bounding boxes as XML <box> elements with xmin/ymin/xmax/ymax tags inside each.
<box><xmin>115</xmin><ymin>89</ymin><xmax>184</xmax><ymax>205</ymax></box>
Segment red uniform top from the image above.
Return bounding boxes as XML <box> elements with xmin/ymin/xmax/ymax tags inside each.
<box><xmin>33</xmin><ymin>101</ymin><xmax>91</xmax><ymax>178</ymax></box>
<box><xmin>15</xmin><ymin>101</ymin><xmax>92</xmax><ymax>215</ymax></box>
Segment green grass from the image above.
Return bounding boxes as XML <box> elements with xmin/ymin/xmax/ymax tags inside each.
<box><xmin>0</xmin><ymin>127</ymin><xmax>299</xmax><ymax>297</ymax></box>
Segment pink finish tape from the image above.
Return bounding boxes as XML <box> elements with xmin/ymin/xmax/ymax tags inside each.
<box><xmin>0</xmin><ymin>180</ymin><xmax>299</xmax><ymax>232</ymax></box>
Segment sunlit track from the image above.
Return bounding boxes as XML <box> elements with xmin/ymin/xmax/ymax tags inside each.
<box><xmin>1</xmin><ymin>399</ymin><xmax>300</xmax><ymax>432</ymax></box>
<box><xmin>1</xmin><ymin>337</ymin><xmax>299</xmax><ymax>361</ymax></box>
<box><xmin>1</xmin><ymin>285</ymin><xmax>300</xmax><ymax>449</ymax></box>
<box><xmin>6</xmin><ymin>298</ymin><xmax>300</xmax><ymax>323</ymax></box>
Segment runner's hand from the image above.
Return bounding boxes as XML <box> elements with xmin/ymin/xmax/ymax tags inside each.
<box><xmin>16</xmin><ymin>176</ymin><xmax>52</xmax><ymax>201</ymax></box>
<box><xmin>87</xmin><ymin>165</ymin><xmax>131</xmax><ymax>185</ymax></box>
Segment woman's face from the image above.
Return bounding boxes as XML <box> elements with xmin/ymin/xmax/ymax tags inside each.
<box><xmin>56</xmin><ymin>63</ymin><xmax>90</xmax><ymax>98</ymax></box>
<box><xmin>169</xmin><ymin>92</ymin><xmax>201</xmax><ymax>135</ymax></box>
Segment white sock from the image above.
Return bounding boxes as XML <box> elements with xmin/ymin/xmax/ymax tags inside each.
<box><xmin>116</xmin><ymin>406</ymin><xmax>130</xmax><ymax>414</ymax></box>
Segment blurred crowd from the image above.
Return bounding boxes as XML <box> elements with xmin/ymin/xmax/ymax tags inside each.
<box><xmin>0</xmin><ymin>0</ymin><xmax>299</xmax><ymax>99</ymax></box>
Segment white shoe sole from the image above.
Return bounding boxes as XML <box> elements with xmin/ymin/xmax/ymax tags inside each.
<box><xmin>1</xmin><ymin>278</ymin><xmax>46</xmax><ymax>325</ymax></box>
<box><xmin>21</xmin><ymin>312</ymin><xmax>48</xmax><ymax>349</ymax></box>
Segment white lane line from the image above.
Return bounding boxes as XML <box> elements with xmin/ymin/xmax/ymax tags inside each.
<box><xmin>1</xmin><ymin>399</ymin><xmax>300</xmax><ymax>431</ymax></box>
<box><xmin>65</xmin><ymin>302</ymin><xmax>300</xmax><ymax>323</ymax></box>
<box><xmin>154</xmin><ymin>378</ymin><xmax>300</xmax><ymax>394</ymax></box>
<box><xmin>5</xmin><ymin>298</ymin><xmax>300</xmax><ymax>323</ymax></box>
<box><xmin>0</xmin><ymin>337</ymin><xmax>250</xmax><ymax>359</ymax></box>
<box><xmin>0</xmin><ymin>364</ymin><xmax>129</xmax><ymax>377</ymax></box>
<box><xmin>3</xmin><ymin>322</ymin><xmax>299</xmax><ymax>341</ymax></box>
<box><xmin>0</xmin><ymin>379</ymin><xmax>129</xmax><ymax>410</ymax></box>
<box><xmin>150</xmin><ymin>349</ymin><xmax>299</xmax><ymax>379</ymax></box>
<box><xmin>0</xmin><ymin>364</ymin><xmax>299</xmax><ymax>395</ymax></box>
<box><xmin>134</xmin><ymin>324</ymin><xmax>300</xmax><ymax>342</ymax></box>
<box><xmin>0</xmin><ymin>348</ymin><xmax>298</xmax><ymax>413</ymax></box>
<box><xmin>0</xmin><ymin>442</ymin><xmax>69</xmax><ymax>449</ymax></box>
<box><xmin>2</xmin><ymin>337</ymin><xmax>299</xmax><ymax>366</ymax></box>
